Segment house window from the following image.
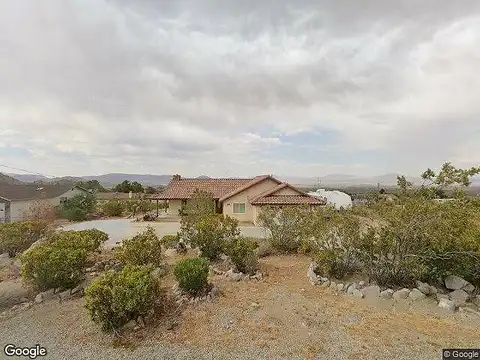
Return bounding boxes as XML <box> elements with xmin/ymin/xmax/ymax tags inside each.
<box><xmin>233</xmin><ymin>203</ymin><xmax>246</xmax><ymax>214</ymax></box>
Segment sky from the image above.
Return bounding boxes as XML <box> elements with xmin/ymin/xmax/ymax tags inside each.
<box><xmin>0</xmin><ymin>0</ymin><xmax>479</xmax><ymax>178</ymax></box>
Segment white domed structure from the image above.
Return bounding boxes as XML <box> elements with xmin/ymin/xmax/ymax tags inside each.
<box><xmin>307</xmin><ymin>189</ymin><xmax>352</xmax><ymax>210</ymax></box>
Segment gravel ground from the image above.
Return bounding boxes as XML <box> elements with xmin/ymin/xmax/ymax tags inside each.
<box><xmin>1</xmin><ymin>255</ymin><xmax>479</xmax><ymax>360</ymax></box>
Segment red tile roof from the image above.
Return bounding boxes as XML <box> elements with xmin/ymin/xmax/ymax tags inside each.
<box><xmin>251</xmin><ymin>195</ymin><xmax>325</xmax><ymax>205</ymax></box>
<box><xmin>152</xmin><ymin>177</ymin><xmax>255</xmax><ymax>200</ymax></box>
<box><xmin>218</xmin><ymin>175</ymin><xmax>282</xmax><ymax>202</ymax></box>
<box><xmin>249</xmin><ymin>182</ymin><xmax>304</xmax><ymax>202</ymax></box>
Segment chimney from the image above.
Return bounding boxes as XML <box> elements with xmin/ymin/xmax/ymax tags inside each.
<box><xmin>172</xmin><ymin>174</ymin><xmax>181</xmax><ymax>181</ymax></box>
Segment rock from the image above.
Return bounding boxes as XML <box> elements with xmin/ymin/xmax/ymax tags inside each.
<box><xmin>164</xmin><ymin>248</ymin><xmax>177</xmax><ymax>258</ymax></box>
<box><xmin>463</xmin><ymin>283</ymin><xmax>475</xmax><ymax>294</ymax></box>
<box><xmin>212</xmin><ymin>267</ymin><xmax>224</xmax><ymax>275</ymax></box>
<box><xmin>320</xmin><ymin>280</ymin><xmax>330</xmax><ymax>288</ymax></box>
<box><xmin>137</xmin><ymin>316</ymin><xmax>146</xmax><ymax>328</ymax></box>
<box><xmin>250</xmin><ymin>272</ymin><xmax>263</xmax><ymax>281</ymax></box>
<box><xmin>409</xmin><ymin>288</ymin><xmax>426</xmax><ymax>301</ymax></box>
<box><xmin>0</xmin><ymin>279</ymin><xmax>31</xmax><ymax>309</ymax></box>
<box><xmin>473</xmin><ymin>295</ymin><xmax>480</xmax><ymax>307</ymax></box>
<box><xmin>94</xmin><ymin>261</ymin><xmax>104</xmax><ymax>270</ymax></box>
<box><xmin>307</xmin><ymin>263</ymin><xmax>321</xmax><ymax>285</ymax></box>
<box><xmin>438</xmin><ymin>298</ymin><xmax>456</xmax><ymax>312</ymax></box>
<box><xmin>436</xmin><ymin>293</ymin><xmax>450</xmax><ymax>301</ymax></box>
<box><xmin>21</xmin><ymin>302</ymin><xmax>32</xmax><ymax>310</ymax></box>
<box><xmin>210</xmin><ymin>286</ymin><xmax>220</xmax><ymax>298</ymax></box>
<box><xmin>429</xmin><ymin>286</ymin><xmax>438</xmax><ymax>294</ymax></box>
<box><xmin>0</xmin><ymin>253</ymin><xmax>10</xmax><ymax>267</ymax></box>
<box><xmin>449</xmin><ymin>289</ymin><xmax>469</xmax><ymax>307</ymax></box>
<box><xmin>123</xmin><ymin>320</ymin><xmax>136</xmax><ymax>330</ymax></box>
<box><xmin>415</xmin><ymin>281</ymin><xmax>432</xmax><ymax>295</ymax></box>
<box><xmin>34</xmin><ymin>294</ymin><xmax>43</xmax><ymax>304</ymax></box>
<box><xmin>57</xmin><ymin>289</ymin><xmax>71</xmax><ymax>302</ymax></box>
<box><xmin>352</xmin><ymin>289</ymin><xmax>364</xmax><ymax>299</ymax></box>
<box><xmin>361</xmin><ymin>285</ymin><xmax>381</xmax><ymax>298</ymax></box>
<box><xmin>380</xmin><ymin>289</ymin><xmax>394</xmax><ymax>299</ymax></box>
<box><xmin>392</xmin><ymin>288</ymin><xmax>410</xmax><ymax>300</ymax></box>
<box><xmin>445</xmin><ymin>275</ymin><xmax>470</xmax><ymax>291</ymax></box>
<box><xmin>38</xmin><ymin>289</ymin><xmax>55</xmax><ymax>302</ymax></box>
<box><xmin>358</xmin><ymin>281</ymin><xmax>365</xmax><ymax>288</ymax></box>
<box><xmin>227</xmin><ymin>270</ymin><xmax>244</xmax><ymax>282</ymax></box>
<box><xmin>336</xmin><ymin>283</ymin><xmax>345</xmax><ymax>292</ymax></box>
<box><xmin>85</xmin><ymin>267</ymin><xmax>94</xmax><ymax>273</ymax></box>
<box><xmin>329</xmin><ymin>281</ymin><xmax>337</xmax><ymax>289</ymax></box>
<box><xmin>251</xmin><ymin>302</ymin><xmax>261</xmax><ymax>309</ymax></box>
<box><xmin>347</xmin><ymin>283</ymin><xmax>357</xmax><ymax>295</ymax></box>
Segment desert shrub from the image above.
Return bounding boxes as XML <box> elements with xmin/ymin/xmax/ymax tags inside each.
<box><xmin>308</xmin><ymin>209</ymin><xmax>362</xmax><ymax>279</ymax></box>
<box><xmin>21</xmin><ymin>198</ymin><xmax>57</xmax><ymax>223</ymax></box>
<box><xmin>258</xmin><ymin>206</ymin><xmax>310</xmax><ymax>253</ymax></box>
<box><xmin>173</xmin><ymin>258</ymin><xmax>209</xmax><ymax>294</ymax></box>
<box><xmin>59</xmin><ymin>193</ymin><xmax>97</xmax><ymax>221</ymax></box>
<box><xmin>85</xmin><ymin>265</ymin><xmax>158</xmax><ymax>332</ymax></box>
<box><xmin>0</xmin><ymin>221</ymin><xmax>50</xmax><ymax>257</ymax></box>
<box><xmin>160</xmin><ymin>234</ymin><xmax>179</xmax><ymax>249</ymax></box>
<box><xmin>255</xmin><ymin>241</ymin><xmax>276</xmax><ymax>258</ymax></box>
<box><xmin>225</xmin><ymin>237</ymin><xmax>258</xmax><ymax>275</ymax></box>
<box><xmin>102</xmin><ymin>200</ymin><xmax>125</xmax><ymax>217</ymax></box>
<box><xmin>115</xmin><ymin>227</ymin><xmax>163</xmax><ymax>266</ymax></box>
<box><xmin>21</xmin><ymin>242</ymin><xmax>88</xmax><ymax>291</ymax></box>
<box><xmin>179</xmin><ymin>189</ymin><xmax>216</xmax><ymax>237</ymax></box>
<box><xmin>182</xmin><ymin>214</ymin><xmax>239</xmax><ymax>261</ymax></box>
<box><xmin>48</xmin><ymin>229</ymin><xmax>108</xmax><ymax>253</ymax></box>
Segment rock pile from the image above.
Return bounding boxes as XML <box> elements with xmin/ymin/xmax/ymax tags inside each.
<box><xmin>172</xmin><ymin>283</ymin><xmax>220</xmax><ymax>305</ymax></box>
<box><xmin>209</xmin><ymin>266</ymin><xmax>264</xmax><ymax>282</ymax></box>
<box><xmin>307</xmin><ymin>264</ymin><xmax>479</xmax><ymax>313</ymax></box>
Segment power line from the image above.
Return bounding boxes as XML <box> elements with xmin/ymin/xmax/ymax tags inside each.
<box><xmin>0</xmin><ymin>164</ymin><xmax>55</xmax><ymax>178</ymax></box>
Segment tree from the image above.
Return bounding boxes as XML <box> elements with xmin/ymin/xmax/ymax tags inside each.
<box><xmin>145</xmin><ymin>186</ymin><xmax>157</xmax><ymax>194</ymax></box>
<box><xmin>75</xmin><ymin>180</ymin><xmax>107</xmax><ymax>193</ymax></box>
<box><xmin>59</xmin><ymin>193</ymin><xmax>97</xmax><ymax>221</ymax></box>
<box><xmin>113</xmin><ymin>180</ymin><xmax>144</xmax><ymax>193</ymax></box>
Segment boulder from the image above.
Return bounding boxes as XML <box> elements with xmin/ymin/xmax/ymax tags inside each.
<box><xmin>415</xmin><ymin>281</ymin><xmax>432</xmax><ymax>295</ymax></box>
<box><xmin>444</xmin><ymin>275</ymin><xmax>471</xmax><ymax>291</ymax></box>
<box><xmin>329</xmin><ymin>281</ymin><xmax>337</xmax><ymax>289</ymax></box>
<box><xmin>352</xmin><ymin>289</ymin><xmax>364</xmax><ymax>299</ymax></box>
<box><xmin>307</xmin><ymin>264</ymin><xmax>321</xmax><ymax>285</ymax></box>
<box><xmin>34</xmin><ymin>293</ymin><xmax>43</xmax><ymax>304</ymax></box>
<box><xmin>164</xmin><ymin>249</ymin><xmax>177</xmax><ymax>258</ymax></box>
<box><xmin>361</xmin><ymin>285</ymin><xmax>381</xmax><ymax>298</ymax></box>
<box><xmin>449</xmin><ymin>289</ymin><xmax>469</xmax><ymax>307</ymax></box>
<box><xmin>38</xmin><ymin>289</ymin><xmax>55</xmax><ymax>302</ymax></box>
<box><xmin>409</xmin><ymin>288</ymin><xmax>426</xmax><ymax>301</ymax></box>
<box><xmin>438</xmin><ymin>298</ymin><xmax>456</xmax><ymax>313</ymax></box>
<box><xmin>336</xmin><ymin>283</ymin><xmax>345</xmax><ymax>292</ymax></box>
<box><xmin>347</xmin><ymin>283</ymin><xmax>358</xmax><ymax>295</ymax></box>
<box><xmin>462</xmin><ymin>283</ymin><xmax>475</xmax><ymax>294</ymax></box>
<box><xmin>392</xmin><ymin>288</ymin><xmax>410</xmax><ymax>300</ymax></box>
<box><xmin>320</xmin><ymin>280</ymin><xmax>330</xmax><ymax>288</ymax></box>
<box><xmin>473</xmin><ymin>295</ymin><xmax>480</xmax><ymax>308</ymax></box>
<box><xmin>226</xmin><ymin>270</ymin><xmax>244</xmax><ymax>282</ymax></box>
<box><xmin>380</xmin><ymin>289</ymin><xmax>394</xmax><ymax>299</ymax></box>
<box><xmin>436</xmin><ymin>293</ymin><xmax>450</xmax><ymax>302</ymax></box>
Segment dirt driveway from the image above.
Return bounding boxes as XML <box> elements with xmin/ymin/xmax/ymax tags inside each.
<box><xmin>1</xmin><ymin>255</ymin><xmax>479</xmax><ymax>360</ymax></box>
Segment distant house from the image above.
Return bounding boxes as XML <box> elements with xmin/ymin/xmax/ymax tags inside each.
<box><xmin>0</xmin><ymin>184</ymin><xmax>89</xmax><ymax>222</ymax></box>
<box><xmin>151</xmin><ymin>174</ymin><xmax>325</xmax><ymax>225</ymax></box>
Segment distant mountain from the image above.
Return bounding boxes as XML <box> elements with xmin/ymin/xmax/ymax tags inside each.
<box><xmin>278</xmin><ymin>173</ymin><xmax>425</xmax><ymax>187</ymax></box>
<box><xmin>197</xmin><ymin>175</ymin><xmax>211</xmax><ymax>179</ymax></box>
<box><xmin>0</xmin><ymin>173</ymin><xmax>24</xmax><ymax>185</ymax></box>
<box><xmin>81</xmin><ymin>173</ymin><xmax>172</xmax><ymax>187</ymax></box>
<box><xmin>5</xmin><ymin>173</ymin><xmax>49</xmax><ymax>183</ymax></box>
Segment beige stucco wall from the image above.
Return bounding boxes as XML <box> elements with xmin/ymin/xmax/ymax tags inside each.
<box><xmin>167</xmin><ymin>200</ymin><xmax>183</xmax><ymax>216</ymax></box>
<box><xmin>10</xmin><ymin>188</ymin><xmax>85</xmax><ymax>222</ymax></box>
<box><xmin>222</xmin><ymin>178</ymin><xmax>279</xmax><ymax>223</ymax></box>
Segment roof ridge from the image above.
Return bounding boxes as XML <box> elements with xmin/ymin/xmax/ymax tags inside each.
<box><xmin>219</xmin><ymin>175</ymin><xmax>282</xmax><ymax>202</ymax></box>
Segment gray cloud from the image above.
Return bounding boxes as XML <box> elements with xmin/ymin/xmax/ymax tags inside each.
<box><xmin>0</xmin><ymin>0</ymin><xmax>479</xmax><ymax>177</ymax></box>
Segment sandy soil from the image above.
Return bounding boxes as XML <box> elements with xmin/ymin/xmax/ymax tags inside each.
<box><xmin>1</xmin><ymin>254</ymin><xmax>479</xmax><ymax>359</ymax></box>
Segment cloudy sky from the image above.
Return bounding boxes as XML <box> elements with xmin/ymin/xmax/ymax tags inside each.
<box><xmin>0</xmin><ymin>0</ymin><xmax>479</xmax><ymax>178</ymax></box>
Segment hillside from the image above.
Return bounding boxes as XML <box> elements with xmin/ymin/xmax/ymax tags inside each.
<box><xmin>0</xmin><ymin>173</ymin><xmax>24</xmax><ymax>185</ymax></box>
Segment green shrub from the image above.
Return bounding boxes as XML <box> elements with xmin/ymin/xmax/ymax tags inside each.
<box><xmin>102</xmin><ymin>200</ymin><xmax>125</xmax><ymax>217</ymax></box>
<box><xmin>258</xmin><ymin>206</ymin><xmax>310</xmax><ymax>253</ymax></box>
<box><xmin>182</xmin><ymin>214</ymin><xmax>239</xmax><ymax>261</ymax></box>
<box><xmin>85</xmin><ymin>265</ymin><xmax>159</xmax><ymax>332</ymax></box>
<box><xmin>160</xmin><ymin>234</ymin><xmax>179</xmax><ymax>249</ymax></box>
<box><xmin>115</xmin><ymin>227</ymin><xmax>163</xmax><ymax>266</ymax></box>
<box><xmin>174</xmin><ymin>258</ymin><xmax>209</xmax><ymax>294</ymax></box>
<box><xmin>255</xmin><ymin>241</ymin><xmax>276</xmax><ymax>258</ymax></box>
<box><xmin>48</xmin><ymin>229</ymin><xmax>108</xmax><ymax>253</ymax></box>
<box><xmin>21</xmin><ymin>242</ymin><xmax>88</xmax><ymax>291</ymax></box>
<box><xmin>225</xmin><ymin>237</ymin><xmax>258</xmax><ymax>275</ymax></box>
<box><xmin>0</xmin><ymin>221</ymin><xmax>50</xmax><ymax>257</ymax></box>
<box><xmin>59</xmin><ymin>193</ymin><xmax>97</xmax><ymax>221</ymax></box>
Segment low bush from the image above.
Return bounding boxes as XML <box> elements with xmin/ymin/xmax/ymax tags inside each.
<box><xmin>258</xmin><ymin>206</ymin><xmax>310</xmax><ymax>253</ymax></box>
<box><xmin>85</xmin><ymin>265</ymin><xmax>159</xmax><ymax>332</ymax></box>
<box><xmin>77</xmin><ymin>229</ymin><xmax>109</xmax><ymax>251</ymax></box>
<box><xmin>58</xmin><ymin>193</ymin><xmax>97</xmax><ymax>221</ymax></box>
<box><xmin>48</xmin><ymin>229</ymin><xmax>108</xmax><ymax>253</ymax></box>
<box><xmin>225</xmin><ymin>237</ymin><xmax>258</xmax><ymax>275</ymax></box>
<box><xmin>0</xmin><ymin>221</ymin><xmax>50</xmax><ymax>257</ymax></box>
<box><xmin>21</xmin><ymin>242</ymin><xmax>88</xmax><ymax>291</ymax></box>
<box><xmin>255</xmin><ymin>242</ymin><xmax>276</xmax><ymax>258</ymax></box>
<box><xmin>174</xmin><ymin>258</ymin><xmax>209</xmax><ymax>294</ymax></box>
<box><xmin>115</xmin><ymin>227</ymin><xmax>163</xmax><ymax>266</ymax></box>
<box><xmin>160</xmin><ymin>234</ymin><xmax>180</xmax><ymax>249</ymax></box>
<box><xmin>182</xmin><ymin>215</ymin><xmax>239</xmax><ymax>261</ymax></box>
<box><xmin>102</xmin><ymin>200</ymin><xmax>125</xmax><ymax>217</ymax></box>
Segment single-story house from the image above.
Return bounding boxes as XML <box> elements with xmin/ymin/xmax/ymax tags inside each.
<box><xmin>0</xmin><ymin>184</ymin><xmax>89</xmax><ymax>222</ymax></box>
<box><xmin>151</xmin><ymin>174</ymin><xmax>325</xmax><ymax>225</ymax></box>
<box><xmin>95</xmin><ymin>192</ymin><xmax>147</xmax><ymax>202</ymax></box>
